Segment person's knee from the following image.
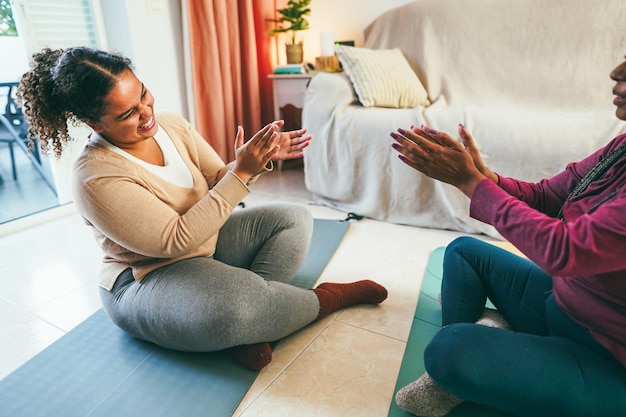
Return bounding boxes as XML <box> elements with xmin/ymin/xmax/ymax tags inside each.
<box><xmin>425</xmin><ymin>324</ymin><xmax>479</xmax><ymax>390</ymax></box>
<box><xmin>283</xmin><ymin>204</ymin><xmax>313</xmax><ymax>227</ymax></box>
<box><xmin>264</xmin><ymin>203</ymin><xmax>312</xmax><ymax>231</ymax></box>
<box><xmin>425</xmin><ymin>325</ymin><xmax>461</xmax><ymax>379</ymax></box>
<box><xmin>444</xmin><ymin>236</ymin><xmax>480</xmax><ymax>259</ymax></box>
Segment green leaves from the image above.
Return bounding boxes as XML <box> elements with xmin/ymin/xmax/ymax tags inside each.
<box><xmin>267</xmin><ymin>0</ymin><xmax>311</xmax><ymax>44</ymax></box>
<box><xmin>0</xmin><ymin>0</ymin><xmax>18</xmax><ymax>37</ymax></box>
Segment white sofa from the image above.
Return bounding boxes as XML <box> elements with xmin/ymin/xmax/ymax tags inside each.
<box><xmin>302</xmin><ymin>0</ymin><xmax>626</xmax><ymax>237</ymax></box>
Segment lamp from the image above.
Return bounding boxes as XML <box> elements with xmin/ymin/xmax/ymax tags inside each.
<box><xmin>315</xmin><ymin>32</ymin><xmax>340</xmax><ymax>72</ymax></box>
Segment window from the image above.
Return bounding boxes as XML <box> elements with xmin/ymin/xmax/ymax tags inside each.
<box><xmin>0</xmin><ymin>0</ymin><xmax>18</xmax><ymax>36</ymax></box>
<box><xmin>13</xmin><ymin>0</ymin><xmax>105</xmax><ymax>53</ymax></box>
<box><xmin>1</xmin><ymin>0</ymin><xmax>107</xmax><ymax>222</ymax></box>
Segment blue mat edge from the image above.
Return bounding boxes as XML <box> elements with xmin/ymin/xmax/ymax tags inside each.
<box><xmin>389</xmin><ymin>247</ymin><xmax>445</xmax><ymax>417</ymax></box>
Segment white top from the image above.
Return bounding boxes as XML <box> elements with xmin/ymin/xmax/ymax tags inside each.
<box><xmin>91</xmin><ymin>125</ymin><xmax>194</xmax><ymax>188</ymax></box>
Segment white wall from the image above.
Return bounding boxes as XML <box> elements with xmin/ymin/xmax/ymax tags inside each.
<box><xmin>0</xmin><ymin>36</ymin><xmax>29</xmax><ymax>82</ymax></box>
<box><xmin>100</xmin><ymin>0</ymin><xmax>187</xmax><ymax>118</ymax></box>
<box><xmin>274</xmin><ymin>0</ymin><xmax>415</xmax><ymax>65</ymax></box>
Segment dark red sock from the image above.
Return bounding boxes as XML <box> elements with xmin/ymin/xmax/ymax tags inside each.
<box><xmin>230</xmin><ymin>342</ymin><xmax>272</xmax><ymax>371</ymax></box>
<box><xmin>312</xmin><ymin>280</ymin><xmax>388</xmax><ymax>319</ymax></box>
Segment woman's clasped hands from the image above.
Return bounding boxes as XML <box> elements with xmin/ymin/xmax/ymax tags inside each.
<box><xmin>390</xmin><ymin>124</ymin><xmax>498</xmax><ymax>197</ymax></box>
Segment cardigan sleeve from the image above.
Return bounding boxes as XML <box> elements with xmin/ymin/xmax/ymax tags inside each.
<box><xmin>74</xmin><ymin>154</ymin><xmax>249</xmax><ymax>259</ymax></box>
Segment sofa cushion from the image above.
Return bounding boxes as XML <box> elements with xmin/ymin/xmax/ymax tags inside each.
<box><xmin>335</xmin><ymin>45</ymin><xmax>429</xmax><ymax>109</ymax></box>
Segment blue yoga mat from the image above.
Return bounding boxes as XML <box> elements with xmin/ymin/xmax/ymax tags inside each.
<box><xmin>0</xmin><ymin>218</ymin><xmax>350</xmax><ymax>417</ymax></box>
<box><xmin>388</xmin><ymin>247</ymin><xmax>512</xmax><ymax>417</ymax></box>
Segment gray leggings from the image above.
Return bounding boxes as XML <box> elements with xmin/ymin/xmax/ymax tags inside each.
<box><xmin>99</xmin><ymin>204</ymin><xmax>320</xmax><ymax>352</ymax></box>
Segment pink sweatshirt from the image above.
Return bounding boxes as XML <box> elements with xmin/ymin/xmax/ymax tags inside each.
<box><xmin>470</xmin><ymin>133</ymin><xmax>626</xmax><ymax>368</ymax></box>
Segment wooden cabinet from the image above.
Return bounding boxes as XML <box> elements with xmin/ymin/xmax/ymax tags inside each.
<box><xmin>268</xmin><ymin>73</ymin><xmax>314</xmax><ymax>169</ymax></box>
<box><xmin>269</xmin><ymin>74</ymin><xmax>314</xmax><ymax>131</ymax></box>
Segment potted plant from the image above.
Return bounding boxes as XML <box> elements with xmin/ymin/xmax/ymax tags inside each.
<box><xmin>268</xmin><ymin>0</ymin><xmax>311</xmax><ymax>64</ymax></box>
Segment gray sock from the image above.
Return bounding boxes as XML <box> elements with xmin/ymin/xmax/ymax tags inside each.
<box><xmin>477</xmin><ymin>308</ymin><xmax>511</xmax><ymax>330</ymax></box>
<box><xmin>395</xmin><ymin>309</ymin><xmax>510</xmax><ymax>416</ymax></box>
<box><xmin>395</xmin><ymin>371</ymin><xmax>463</xmax><ymax>417</ymax></box>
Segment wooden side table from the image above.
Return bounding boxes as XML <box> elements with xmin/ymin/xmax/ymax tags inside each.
<box><xmin>268</xmin><ymin>73</ymin><xmax>314</xmax><ymax>169</ymax></box>
<box><xmin>268</xmin><ymin>73</ymin><xmax>314</xmax><ymax>131</ymax></box>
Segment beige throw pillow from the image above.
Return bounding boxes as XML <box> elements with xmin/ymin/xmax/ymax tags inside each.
<box><xmin>335</xmin><ymin>45</ymin><xmax>430</xmax><ymax>108</ymax></box>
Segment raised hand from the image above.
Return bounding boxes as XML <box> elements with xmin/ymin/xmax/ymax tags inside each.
<box><xmin>390</xmin><ymin>125</ymin><xmax>487</xmax><ymax>198</ymax></box>
<box><xmin>232</xmin><ymin>123</ymin><xmax>280</xmax><ymax>182</ymax></box>
<box><xmin>458</xmin><ymin>124</ymin><xmax>499</xmax><ymax>184</ymax></box>
<box><xmin>272</xmin><ymin>122</ymin><xmax>312</xmax><ymax>160</ymax></box>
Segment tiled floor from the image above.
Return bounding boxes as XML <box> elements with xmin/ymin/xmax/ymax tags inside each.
<box><xmin>0</xmin><ymin>164</ymin><xmax>486</xmax><ymax>416</ymax></box>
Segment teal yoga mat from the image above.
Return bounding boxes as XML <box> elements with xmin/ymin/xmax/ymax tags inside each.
<box><xmin>0</xmin><ymin>218</ymin><xmax>350</xmax><ymax>417</ymax></box>
<box><xmin>388</xmin><ymin>247</ymin><xmax>511</xmax><ymax>417</ymax></box>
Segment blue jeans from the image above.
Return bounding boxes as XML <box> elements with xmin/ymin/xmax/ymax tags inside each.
<box><xmin>425</xmin><ymin>236</ymin><xmax>626</xmax><ymax>417</ymax></box>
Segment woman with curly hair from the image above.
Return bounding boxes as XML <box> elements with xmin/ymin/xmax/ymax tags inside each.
<box><xmin>18</xmin><ymin>47</ymin><xmax>388</xmax><ymax>371</ymax></box>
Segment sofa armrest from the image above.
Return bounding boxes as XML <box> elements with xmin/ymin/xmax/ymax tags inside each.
<box><xmin>303</xmin><ymin>72</ymin><xmax>357</xmax><ymax>116</ymax></box>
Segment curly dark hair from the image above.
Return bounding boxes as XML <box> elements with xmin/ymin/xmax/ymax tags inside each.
<box><xmin>17</xmin><ymin>47</ymin><xmax>134</xmax><ymax>158</ymax></box>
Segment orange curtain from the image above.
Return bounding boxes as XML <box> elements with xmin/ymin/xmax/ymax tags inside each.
<box><xmin>186</xmin><ymin>0</ymin><xmax>277</xmax><ymax>162</ymax></box>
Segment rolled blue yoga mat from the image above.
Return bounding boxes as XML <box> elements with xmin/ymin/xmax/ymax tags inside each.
<box><xmin>0</xmin><ymin>218</ymin><xmax>350</xmax><ymax>417</ymax></box>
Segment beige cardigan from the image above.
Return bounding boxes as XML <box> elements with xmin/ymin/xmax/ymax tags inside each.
<box><xmin>72</xmin><ymin>112</ymin><xmax>261</xmax><ymax>290</ymax></box>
